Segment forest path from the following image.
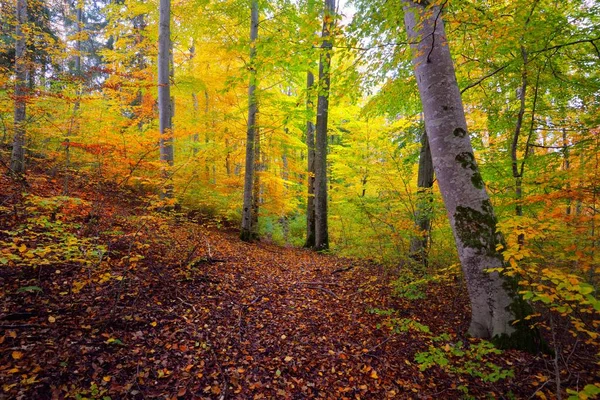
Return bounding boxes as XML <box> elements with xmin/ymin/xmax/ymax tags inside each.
<box><xmin>186</xmin><ymin>230</ymin><xmax>415</xmax><ymax>399</ymax></box>
<box><xmin>0</xmin><ymin>171</ymin><xmax>540</xmax><ymax>399</ymax></box>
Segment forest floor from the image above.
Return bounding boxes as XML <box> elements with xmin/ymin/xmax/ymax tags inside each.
<box><xmin>0</xmin><ymin>162</ymin><xmax>597</xmax><ymax>399</ymax></box>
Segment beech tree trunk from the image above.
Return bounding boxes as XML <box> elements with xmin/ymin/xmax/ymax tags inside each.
<box><xmin>240</xmin><ymin>0</ymin><xmax>259</xmax><ymax>242</ymax></box>
<box><xmin>158</xmin><ymin>0</ymin><xmax>174</xmax><ymax>198</ymax></box>
<box><xmin>403</xmin><ymin>1</ymin><xmax>516</xmax><ymax>339</ymax></box>
<box><xmin>305</xmin><ymin>70</ymin><xmax>316</xmax><ymax>248</ymax></box>
<box><xmin>251</xmin><ymin>123</ymin><xmax>261</xmax><ymax>234</ymax></box>
<box><xmin>65</xmin><ymin>0</ymin><xmax>84</xmax><ymax>195</ymax></box>
<box><xmin>11</xmin><ymin>0</ymin><xmax>27</xmax><ymax>175</ymax></box>
<box><xmin>409</xmin><ymin>131</ymin><xmax>434</xmax><ymax>265</ymax></box>
<box><xmin>314</xmin><ymin>0</ymin><xmax>335</xmax><ymax>251</ymax></box>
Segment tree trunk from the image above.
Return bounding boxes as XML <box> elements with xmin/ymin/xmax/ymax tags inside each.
<box><xmin>11</xmin><ymin>0</ymin><xmax>28</xmax><ymax>175</ymax></box>
<box><xmin>314</xmin><ymin>0</ymin><xmax>335</xmax><ymax>251</ymax></box>
<box><xmin>192</xmin><ymin>92</ymin><xmax>199</xmax><ymax>155</ymax></box>
<box><xmin>305</xmin><ymin>70</ymin><xmax>316</xmax><ymax>248</ymax></box>
<box><xmin>409</xmin><ymin>130</ymin><xmax>434</xmax><ymax>265</ymax></box>
<box><xmin>251</xmin><ymin>123</ymin><xmax>261</xmax><ymax>234</ymax></box>
<box><xmin>158</xmin><ymin>0</ymin><xmax>174</xmax><ymax>199</ymax></box>
<box><xmin>204</xmin><ymin>90</ymin><xmax>211</xmax><ymax>183</ymax></box>
<box><xmin>281</xmin><ymin>149</ymin><xmax>290</xmax><ymax>244</ymax></box>
<box><xmin>65</xmin><ymin>0</ymin><xmax>84</xmax><ymax>195</ymax></box>
<box><xmin>190</xmin><ymin>42</ymin><xmax>200</xmax><ymax>156</ymax></box>
<box><xmin>240</xmin><ymin>0</ymin><xmax>259</xmax><ymax>242</ymax></box>
<box><xmin>511</xmin><ymin>46</ymin><xmax>528</xmax><ymax>247</ymax></box>
<box><xmin>562</xmin><ymin>128</ymin><xmax>571</xmax><ymax>216</ymax></box>
<box><xmin>403</xmin><ymin>1</ymin><xmax>523</xmax><ymax>341</ymax></box>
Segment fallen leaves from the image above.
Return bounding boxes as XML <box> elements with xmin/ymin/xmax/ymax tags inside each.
<box><xmin>0</xmin><ymin>171</ymin><xmax>597</xmax><ymax>400</ymax></box>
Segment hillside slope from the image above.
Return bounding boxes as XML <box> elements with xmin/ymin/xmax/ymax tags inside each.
<box><xmin>0</xmin><ymin>167</ymin><xmax>594</xmax><ymax>399</ymax></box>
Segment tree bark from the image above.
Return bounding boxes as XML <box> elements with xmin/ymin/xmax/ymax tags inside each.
<box><xmin>158</xmin><ymin>0</ymin><xmax>174</xmax><ymax>199</ymax></box>
<box><xmin>65</xmin><ymin>0</ymin><xmax>84</xmax><ymax>195</ymax></box>
<box><xmin>403</xmin><ymin>1</ymin><xmax>517</xmax><ymax>339</ymax></box>
<box><xmin>305</xmin><ymin>70</ymin><xmax>316</xmax><ymax>248</ymax></box>
<box><xmin>314</xmin><ymin>0</ymin><xmax>335</xmax><ymax>251</ymax></box>
<box><xmin>409</xmin><ymin>130</ymin><xmax>434</xmax><ymax>265</ymax></box>
<box><xmin>11</xmin><ymin>0</ymin><xmax>28</xmax><ymax>175</ymax></box>
<box><xmin>251</xmin><ymin>122</ymin><xmax>261</xmax><ymax>234</ymax></box>
<box><xmin>240</xmin><ymin>0</ymin><xmax>259</xmax><ymax>242</ymax></box>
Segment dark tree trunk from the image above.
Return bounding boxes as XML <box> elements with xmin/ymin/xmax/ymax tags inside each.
<box><xmin>314</xmin><ymin>0</ymin><xmax>335</xmax><ymax>251</ymax></box>
<box><xmin>305</xmin><ymin>70</ymin><xmax>316</xmax><ymax>248</ymax></box>
<box><xmin>409</xmin><ymin>131</ymin><xmax>434</xmax><ymax>265</ymax></box>
<box><xmin>240</xmin><ymin>0</ymin><xmax>259</xmax><ymax>242</ymax></box>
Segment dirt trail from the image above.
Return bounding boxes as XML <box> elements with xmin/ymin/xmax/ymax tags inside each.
<box><xmin>0</xmin><ymin>173</ymin><xmax>555</xmax><ymax>399</ymax></box>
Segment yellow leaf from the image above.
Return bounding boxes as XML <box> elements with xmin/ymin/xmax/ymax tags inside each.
<box><xmin>150</xmin><ymin>321</ymin><xmax>157</xmax><ymax>327</ymax></box>
<box><xmin>103</xmin><ymin>376</ymin><xmax>111</xmax><ymax>382</ymax></box>
<box><xmin>48</xmin><ymin>316</ymin><xmax>56</xmax><ymax>323</ymax></box>
<box><xmin>11</xmin><ymin>351</ymin><xmax>23</xmax><ymax>360</ymax></box>
<box><xmin>284</xmin><ymin>356</ymin><xmax>293</xmax><ymax>362</ymax></box>
<box><xmin>370</xmin><ymin>370</ymin><xmax>379</xmax><ymax>379</ymax></box>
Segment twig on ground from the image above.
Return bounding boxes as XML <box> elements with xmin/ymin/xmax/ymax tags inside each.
<box><xmin>332</xmin><ymin>266</ymin><xmax>354</xmax><ymax>274</ymax></box>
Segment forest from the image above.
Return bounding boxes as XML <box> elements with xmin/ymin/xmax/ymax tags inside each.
<box><xmin>0</xmin><ymin>0</ymin><xmax>599</xmax><ymax>398</ymax></box>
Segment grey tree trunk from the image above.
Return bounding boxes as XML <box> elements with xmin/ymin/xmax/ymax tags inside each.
<box><xmin>403</xmin><ymin>1</ymin><xmax>517</xmax><ymax>339</ymax></box>
<box><xmin>252</xmin><ymin>124</ymin><xmax>261</xmax><ymax>234</ymax></box>
<box><xmin>204</xmin><ymin>90</ymin><xmax>211</xmax><ymax>183</ymax></box>
<box><xmin>192</xmin><ymin>92</ymin><xmax>199</xmax><ymax>155</ymax></box>
<box><xmin>562</xmin><ymin>128</ymin><xmax>571</xmax><ymax>216</ymax></box>
<box><xmin>305</xmin><ymin>70</ymin><xmax>316</xmax><ymax>248</ymax></box>
<box><xmin>314</xmin><ymin>0</ymin><xmax>335</xmax><ymax>251</ymax></box>
<box><xmin>281</xmin><ymin>149</ymin><xmax>290</xmax><ymax>244</ymax></box>
<box><xmin>409</xmin><ymin>131</ymin><xmax>434</xmax><ymax>265</ymax></box>
<box><xmin>158</xmin><ymin>0</ymin><xmax>174</xmax><ymax>198</ymax></box>
<box><xmin>10</xmin><ymin>0</ymin><xmax>28</xmax><ymax>175</ymax></box>
<box><xmin>240</xmin><ymin>0</ymin><xmax>259</xmax><ymax>242</ymax></box>
<box><xmin>65</xmin><ymin>0</ymin><xmax>84</xmax><ymax>195</ymax></box>
<box><xmin>190</xmin><ymin>42</ymin><xmax>200</xmax><ymax>156</ymax></box>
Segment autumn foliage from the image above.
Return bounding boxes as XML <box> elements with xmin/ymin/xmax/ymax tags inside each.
<box><xmin>1</xmin><ymin>0</ymin><xmax>599</xmax><ymax>398</ymax></box>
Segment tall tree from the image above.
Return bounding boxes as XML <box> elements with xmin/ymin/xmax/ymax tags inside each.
<box><xmin>240</xmin><ymin>0</ymin><xmax>259</xmax><ymax>242</ymax></box>
<box><xmin>409</xmin><ymin>130</ymin><xmax>434</xmax><ymax>265</ymax></box>
<box><xmin>403</xmin><ymin>1</ymin><xmax>530</xmax><ymax>342</ymax></box>
<box><xmin>158</xmin><ymin>0</ymin><xmax>174</xmax><ymax>198</ymax></box>
<box><xmin>314</xmin><ymin>0</ymin><xmax>335</xmax><ymax>251</ymax></box>
<box><xmin>64</xmin><ymin>0</ymin><xmax>85</xmax><ymax>195</ymax></box>
<box><xmin>305</xmin><ymin>70</ymin><xmax>316</xmax><ymax>248</ymax></box>
<box><xmin>10</xmin><ymin>0</ymin><xmax>27</xmax><ymax>175</ymax></box>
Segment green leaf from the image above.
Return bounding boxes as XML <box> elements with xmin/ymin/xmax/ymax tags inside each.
<box><xmin>17</xmin><ymin>286</ymin><xmax>43</xmax><ymax>293</ymax></box>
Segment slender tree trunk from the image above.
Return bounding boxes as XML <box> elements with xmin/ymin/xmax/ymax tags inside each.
<box><xmin>404</xmin><ymin>1</ymin><xmax>525</xmax><ymax>341</ymax></box>
<box><xmin>133</xmin><ymin>13</ymin><xmax>147</xmax><ymax>129</ymax></box>
<box><xmin>241</xmin><ymin>0</ymin><xmax>259</xmax><ymax>242</ymax></box>
<box><xmin>190</xmin><ymin>42</ymin><xmax>200</xmax><ymax>156</ymax></box>
<box><xmin>511</xmin><ymin>46</ymin><xmax>528</xmax><ymax>247</ymax></box>
<box><xmin>305</xmin><ymin>70</ymin><xmax>316</xmax><ymax>248</ymax></box>
<box><xmin>281</xmin><ymin>148</ymin><xmax>290</xmax><ymax>244</ymax></box>
<box><xmin>562</xmin><ymin>128</ymin><xmax>571</xmax><ymax>216</ymax></box>
<box><xmin>65</xmin><ymin>0</ymin><xmax>84</xmax><ymax>195</ymax></box>
<box><xmin>409</xmin><ymin>130</ymin><xmax>434</xmax><ymax>265</ymax></box>
<box><xmin>314</xmin><ymin>0</ymin><xmax>335</xmax><ymax>251</ymax></box>
<box><xmin>252</xmin><ymin>124</ymin><xmax>261</xmax><ymax>233</ymax></box>
<box><xmin>11</xmin><ymin>0</ymin><xmax>28</xmax><ymax>175</ymax></box>
<box><xmin>204</xmin><ymin>90</ymin><xmax>210</xmax><ymax>183</ymax></box>
<box><xmin>192</xmin><ymin>92</ymin><xmax>199</xmax><ymax>155</ymax></box>
<box><xmin>225</xmin><ymin>138</ymin><xmax>231</xmax><ymax>176</ymax></box>
<box><xmin>158</xmin><ymin>0</ymin><xmax>174</xmax><ymax>198</ymax></box>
